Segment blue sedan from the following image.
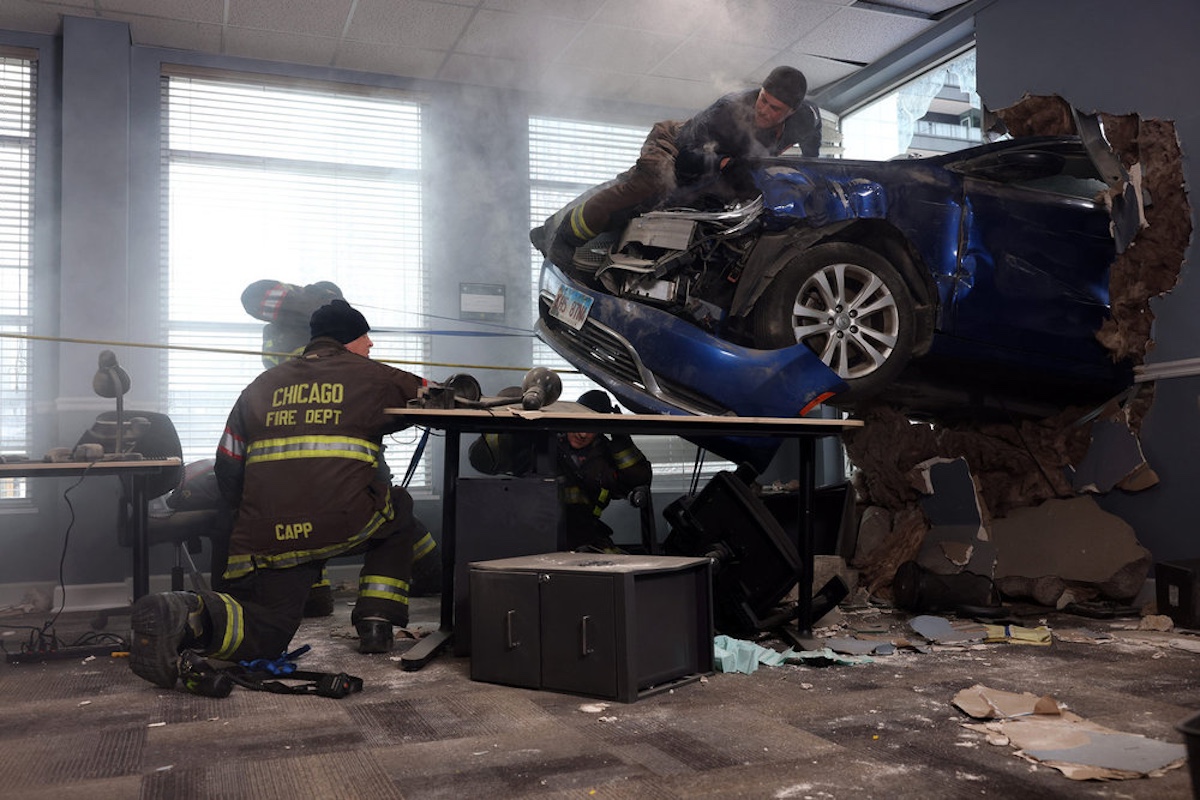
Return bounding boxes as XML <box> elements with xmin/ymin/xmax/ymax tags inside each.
<box><xmin>537</xmin><ymin>134</ymin><xmax>1136</xmax><ymax>462</ymax></box>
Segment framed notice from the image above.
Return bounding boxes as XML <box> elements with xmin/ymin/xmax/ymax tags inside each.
<box><xmin>459</xmin><ymin>283</ymin><xmax>506</xmax><ymax>322</ymax></box>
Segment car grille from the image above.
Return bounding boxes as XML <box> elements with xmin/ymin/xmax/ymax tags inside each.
<box><xmin>539</xmin><ymin>294</ymin><xmax>728</xmax><ymax>416</ymax></box>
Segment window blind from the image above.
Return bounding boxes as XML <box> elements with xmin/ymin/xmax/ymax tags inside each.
<box><xmin>0</xmin><ymin>53</ymin><xmax>34</xmax><ymax>500</ymax></box>
<box><xmin>527</xmin><ymin>115</ymin><xmax>732</xmax><ymax>490</ymax></box>
<box><xmin>161</xmin><ymin>71</ymin><xmax>429</xmax><ymax>487</ymax></box>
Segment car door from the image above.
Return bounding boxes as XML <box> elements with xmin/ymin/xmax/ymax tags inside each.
<box><xmin>944</xmin><ymin>140</ymin><xmax>1118</xmax><ymax>365</ymax></box>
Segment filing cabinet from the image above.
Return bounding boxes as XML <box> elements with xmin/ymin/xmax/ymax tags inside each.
<box><xmin>469</xmin><ymin>552</ymin><xmax>713</xmax><ymax>702</ymax></box>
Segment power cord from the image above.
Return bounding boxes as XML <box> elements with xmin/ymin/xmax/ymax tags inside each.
<box><xmin>1</xmin><ymin>466</ymin><xmax>131</xmax><ymax>663</ymax></box>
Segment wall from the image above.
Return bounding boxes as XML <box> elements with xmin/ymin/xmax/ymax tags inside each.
<box><xmin>976</xmin><ymin>0</ymin><xmax>1200</xmax><ymax>560</ymax></box>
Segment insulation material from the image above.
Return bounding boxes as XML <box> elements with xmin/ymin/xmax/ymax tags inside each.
<box><xmin>846</xmin><ymin>95</ymin><xmax>1189</xmax><ymax>601</ymax></box>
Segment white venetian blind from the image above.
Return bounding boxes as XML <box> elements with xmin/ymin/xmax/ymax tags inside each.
<box><xmin>0</xmin><ymin>52</ymin><xmax>34</xmax><ymax>500</ymax></box>
<box><xmin>527</xmin><ymin>115</ymin><xmax>732</xmax><ymax>490</ymax></box>
<box><xmin>161</xmin><ymin>69</ymin><xmax>429</xmax><ymax>488</ymax></box>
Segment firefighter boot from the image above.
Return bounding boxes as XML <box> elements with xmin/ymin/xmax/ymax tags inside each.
<box><xmin>303</xmin><ymin>583</ymin><xmax>335</xmax><ymax>618</ymax></box>
<box><xmin>548</xmin><ymin>223</ymin><xmax>589</xmax><ymax>268</ymax></box>
<box><xmin>130</xmin><ymin>591</ymin><xmax>204</xmax><ymax>689</ymax></box>
<box><xmin>355</xmin><ymin>617</ymin><xmax>393</xmax><ymax>654</ymax></box>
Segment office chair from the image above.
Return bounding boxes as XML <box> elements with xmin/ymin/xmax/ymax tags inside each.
<box><xmin>75</xmin><ymin>411</ymin><xmax>221</xmax><ymax>592</ymax></box>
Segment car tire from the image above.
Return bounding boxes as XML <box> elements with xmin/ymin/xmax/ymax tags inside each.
<box><xmin>752</xmin><ymin>242</ymin><xmax>915</xmax><ymax>403</ymax></box>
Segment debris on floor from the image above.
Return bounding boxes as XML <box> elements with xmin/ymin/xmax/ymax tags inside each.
<box><xmin>712</xmin><ymin>634</ymin><xmax>873</xmax><ymax>674</ymax></box>
<box><xmin>953</xmin><ymin>683</ymin><xmax>1187</xmax><ymax>780</ymax></box>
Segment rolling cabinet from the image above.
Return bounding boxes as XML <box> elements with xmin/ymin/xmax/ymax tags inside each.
<box><xmin>469</xmin><ymin>552</ymin><xmax>714</xmax><ymax>702</ymax></box>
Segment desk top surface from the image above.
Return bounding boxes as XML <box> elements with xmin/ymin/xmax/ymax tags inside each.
<box><xmin>387</xmin><ymin>406</ymin><xmax>862</xmax><ymax>436</ymax></box>
<box><xmin>0</xmin><ymin>457</ymin><xmax>182</xmax><ymax>477</ymax></box>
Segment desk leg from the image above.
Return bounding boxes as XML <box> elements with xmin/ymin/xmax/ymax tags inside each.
<box><xmin>796</xmin><ymin>437</ymin><xmax>815</xmax><ymax>637</ymax></box>
<box><xmin>131</xmin><ymin>477</ymin><xmax>151</xmax><ymax>601</ymax></box>
<box><xmin>401</xmin><ymin>428</ymin><xmax>458</xmax><ymax>671</ymax></box>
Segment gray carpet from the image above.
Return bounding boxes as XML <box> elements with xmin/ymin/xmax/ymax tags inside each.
<box><xmin>1</xmin><ymin>594</ymin><xmax>1196</xmax><ymax>799</ymax></box>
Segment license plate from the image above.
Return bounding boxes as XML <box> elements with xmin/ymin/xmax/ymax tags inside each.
<box><xmin>549</xmin><ymin>285</ymin><xmax>594</xmax><ymax>331</ymax></box>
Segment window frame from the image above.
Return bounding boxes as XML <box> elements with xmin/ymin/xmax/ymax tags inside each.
<box><xmin>159</xmin><ymin>67</ymin><xmax>431</xmax><ymax>490</ymax></box>
<box><xmin>0</xmin><ymin>49</ymin><xmax>36</xmax><ymax>501</ymax></box>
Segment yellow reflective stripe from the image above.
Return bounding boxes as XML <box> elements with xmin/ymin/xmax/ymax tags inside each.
<box><xmin>591</xmin><ymin>488</ymin><xmax>610</xmax><ymax>517</ymax></box>
<box><xmin>246</xmin><ymin>435</ymin><xmax>379</xmax><ymax>466</ymax></box>
<box><xmin>221</xmin><ymin>502</ymin><xmax>394</xmax><ymax>580</ymax></box>
<box><xmin>412</xmin><ymin>532</ymin><xmax>436</xmax><ymax>561</ymax></box>
<box><xmin>569</xmin><ymin>203</ymin><xmax>596</xmax><ymax>241</ymax></box>
<box><xmin>209</xmin><ymin>593</ymin><xmax>245</xmax><ymax>661</ymax></box>
<box><xmin>611</xmin><ymin>447</ymin><xmax>642</xmax><ymax>470</ymax></box>
<box><xmin>359</xmin><ymin>574</ymin><xmax>410</xmax><ymax>605</ymax></box>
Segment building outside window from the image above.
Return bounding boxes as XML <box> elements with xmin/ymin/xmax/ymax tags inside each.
<box><xmin>0</xmin><ymin>52</ymin><xmax>35</xmax><ymax>500</ymax></box>
<box><xmin>841</xmin><ymin>48</ymin><xmax>980</xmax><ymax>160</ymax></box>
<box><xmin>161</xmin><ymin>70</ymin><xmax>429</xmax><ymax>488</ymax></box>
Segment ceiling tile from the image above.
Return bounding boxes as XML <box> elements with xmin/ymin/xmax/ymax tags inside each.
<box><xmin>335</xmin><ymin>40</ymin><xmax>446</xmax><ymax>79</ymax></box>
<box><xmin>223</xmin><ymin>26</ymin><xmax>339</xmax><ymax>67</ymax></box>
<box><xmin>345</xmin><ymin>0</ymin><xmax>474</xmax><ymax>49</ymax></box>
<box><xmin>457</xmin><ymin>8</ymin><xmax>582</xmax><ymax>62</ymax></box>
<box><xmin>98</xmin><ymin>0</ymin><xmax>223</xmax><ymax>25</ymax></box>
<box><xmin>228</xmin><ymin>0</ymin><xmax>352</xmax><ymax>36</ymax></box>
<box><xmin>481</xmin><ymin>0</ymin><xmax>595</xmax><ymax>21</ymax></box>
<box><xmin>773</xmin><ymin>52</ymin><xmax>861</xmax><ymax>94</ymax></box>
<box><xmin>0</xmin><ymin>1</ymin><xmax>72</xmax><ymax>34</ymax></box>
<box><xmin>797</xmin><ymin>5</ymin><xmax>934</xmax><ymax>63</ymax></box>
<box><xmin>711</xmin><ymin>0</ymin><xmax>842</xmax><ymax>50</ymax></box>
<box><xmin>652</xmin><ymin>40</ymin><xmax>779</xmax><ymax>85</ymax></box>
<box><xmin>559</xmin><ymin>23</ymin><xmax>685</xmax><ymax>74</ymax></box>
<box><xmin>621</xmin><ymin>73</ymin><xmax>726</xmax><ymax>111</ymax></box>
<box><xmin>590</xmin><ymin>0</ymin><xmax>707</xmax><ymax>37</ymax></box>
<box><xmin>125</xmin><ymin>17</ymin><xmax>223</xmax><ymax>52</ymax></box>
<box><xmin>438</xmin><ymin>51</ymin><xmax>530</xmax><ymax>90</ymax></box>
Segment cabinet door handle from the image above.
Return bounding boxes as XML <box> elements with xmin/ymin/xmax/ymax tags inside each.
<box><xmin>505</xmin><ymin>609</ymin><xmax>520</xmax><ymax>649</ymax></box>
<box><xmin>580</xmin><ymin>614</ymin><xmax>594</xmax><ymax>656</ymax></box>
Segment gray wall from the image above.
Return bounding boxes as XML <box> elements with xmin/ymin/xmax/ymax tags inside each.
<box><xmin>976</xmin><ymin>0</ymin><xmax>1200</xmax><ymax>560</ymax></box>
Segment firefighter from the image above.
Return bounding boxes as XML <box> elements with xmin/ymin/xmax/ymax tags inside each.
<box><xmin>130</xmin><ymin>299</ymin><xmax>430</xmax><ymax>691</ymax></box>
<box><xmin>236</xmin><ymin>279</ymin><xmax>442</xmax><ymax>614</ymax></box>
<box><xmin>533</xmin><ymin>65</ymin><xmax>820</xmax><ymax>266</ymax></box>
<box><xmin>468</xmin><ymin>390</ymin><xmax>653</xmax><ymax>552</ymax></box>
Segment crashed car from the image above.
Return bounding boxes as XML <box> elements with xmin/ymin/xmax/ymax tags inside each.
<box><xmin>536</xmin><ymin>128</ymin><xmax>1138</xmax><ymax>464</ymax></box>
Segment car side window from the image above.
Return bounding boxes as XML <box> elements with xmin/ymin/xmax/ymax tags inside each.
<box><xmin>951</xmin><ymin>147</ymin><xmax>1108</xmax><ymax>201</ymax></box>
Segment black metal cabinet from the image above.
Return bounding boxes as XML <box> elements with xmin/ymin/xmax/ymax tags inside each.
<box><xmin>469</xmin><ymin>553</ymin><xmax>714</xmax><ymax>702</ymax></box>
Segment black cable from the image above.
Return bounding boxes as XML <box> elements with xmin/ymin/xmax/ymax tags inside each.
<box><xmin>2</xmin><ymin>464</ymin><xmax>130</xmax><ymax>657</ymax></box>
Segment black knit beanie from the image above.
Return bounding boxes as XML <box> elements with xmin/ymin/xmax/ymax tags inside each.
<box><xmin>309</xmin><ymin>298</ymin><xmax>370</xmax><ymax>344</ymax></box>
<box><xmin>761</xmin><ymin>66</ymin><xmax>807</xmax><ymax>109</ymax></box>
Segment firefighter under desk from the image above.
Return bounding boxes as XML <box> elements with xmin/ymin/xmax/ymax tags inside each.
<box><xmin>385</xmin><ymin>406</ymin><xmax>863</xmax><ymax>672</ymax></box>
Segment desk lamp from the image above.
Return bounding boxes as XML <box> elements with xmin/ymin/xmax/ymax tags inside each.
<box><xmin>92</xmin><ymin>349</ymin><xmax>132</xmax><ymax>455</ymax></box>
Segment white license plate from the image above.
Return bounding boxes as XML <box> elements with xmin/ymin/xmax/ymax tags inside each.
<box><xmin>549</xmin><ymin>285</ymin><xmax>594</xmax><ymax>331</ymax></box>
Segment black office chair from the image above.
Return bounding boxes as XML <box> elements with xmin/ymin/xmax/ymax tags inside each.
<box><xmin>76</xmin><ymin>411</ymin><xmax>222</xmax><ymax>592</ymax></box>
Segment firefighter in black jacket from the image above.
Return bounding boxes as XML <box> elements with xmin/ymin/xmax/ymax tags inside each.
<box><xmin>533</xmin><ymin>65</ymin><xmax>819</xmax><ymax>266</ymax></box>
<box><xmin>130</xmin><ymin>299</ymin><xmax>429</xmax><ymax>691</ymax></box>
<box><xmin>468</xmin><ymin>390</ymin><xmax>653</xmax><ymax>552</ymax></box>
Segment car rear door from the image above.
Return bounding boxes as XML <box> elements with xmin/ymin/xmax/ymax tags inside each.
<box><xmin>945</xmin><ymin>140</ymin><xmax>1118</xmax><ymax>364</ymax></box>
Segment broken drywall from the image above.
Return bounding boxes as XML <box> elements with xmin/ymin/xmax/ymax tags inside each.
<box><xmin>991</xmin><ymin>495</ymin><xmax>1153</xmax><ymax>604</ymax></box>
<box><xmin>953</xmin><ymin>683</ymin><xmax>1187</xmax><ymax>781</ymax></box>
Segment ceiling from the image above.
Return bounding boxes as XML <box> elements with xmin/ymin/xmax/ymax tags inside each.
<box><xmin>0</xmin><ymin>0</ymin><xmax>971</xmax><ymax>112</ymax></box>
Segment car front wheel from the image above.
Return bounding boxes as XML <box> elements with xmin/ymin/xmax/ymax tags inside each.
<box><xmin>752</xmin><ymin>242</ymin><xmax>915</xmax><ymax>403</ymax></box>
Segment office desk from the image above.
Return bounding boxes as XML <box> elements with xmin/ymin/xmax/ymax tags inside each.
<box><xmin>385</xmin><ymin>407</ymin><xmax>862</xmax><ymax>670</ymax></box>
<box><xmin>0</xmin><ymin>458</ymin><xmax>183</xmax><ymax>601</ymax></box>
